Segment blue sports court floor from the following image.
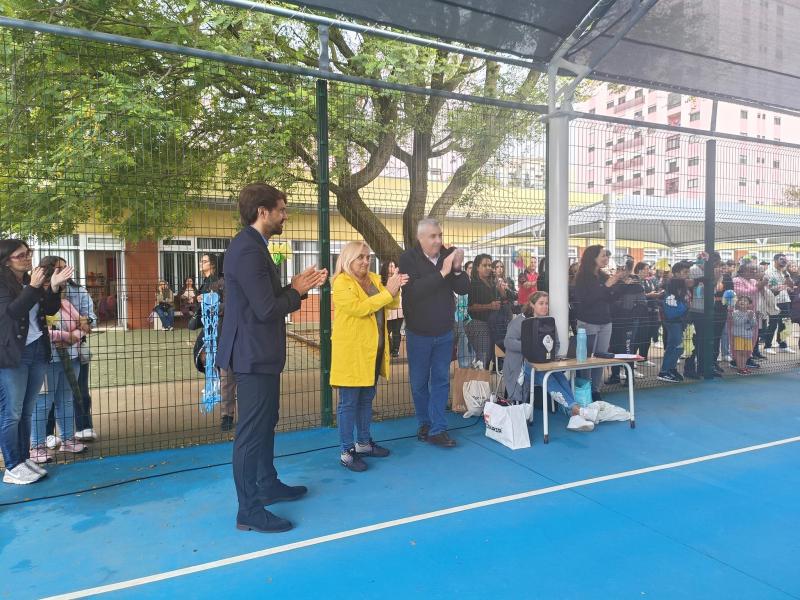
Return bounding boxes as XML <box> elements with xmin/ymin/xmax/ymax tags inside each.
<box><xmin>3</xmin><ymin>371</ymin><xmax>800</xmax><ymax>599</ymax></box>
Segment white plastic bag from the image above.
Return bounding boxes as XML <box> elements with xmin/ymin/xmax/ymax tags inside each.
<box><xmin>463</xmin><ymin>380</ymin><xmax>491</xmax><ymax>418</ymax></box>
<box><xmin>483</xmin><ymin>402</ymin><xmax>533</xmax><ymax>450</ymax></box>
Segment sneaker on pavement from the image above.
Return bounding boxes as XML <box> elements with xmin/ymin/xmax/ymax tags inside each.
<box><xmin>3</xmin><ymin>463</ymin><xmax>41</xmax><ymax>485</ymax></box>
<box><xmin>765</xmin><ymin>348</ymin><xmax>777</xmax><ymax>355</ymax></box>
<box><xmin>25</xmin><ymin>459</ymin><xmax>48</xmax><ymax>477</ymax></box>
<box><xmin>340</xmin><ymin>448</ymin><xmax>367</xmax><ymax>472</ymax></box>
<box><xmin>779</xmin><ymin>347</ymin><xmax>797</xmax><ymax>354</ymax></box>
<box><xmin>657</xmin><ymin>372</ymin><xmax>681</xmax><ymax>383</ymax></box>
<box><xmin>567</xmin><ymin>415</ymin><xmax>595</xmax><ymax>432</ymax></box>
<box><xmin>75</xmin><ymin>428</ymin><xmax>98</xmax><ymax>442</ymax></box>
<box><xmin>29</xmin><ymin>446</ymin><xmax>52</xmax><ymax>464</ymax></box>
<box><xmin>746</xmin><ymin>359</ymin><xmax>761</xmax><ymax>369</ymax></box>
<box><xmin>59</xmin><ymin>439</ymin><xmax>87</xmax><ymax>454</ymax></box>
<box><xmin>355</xmin><ymin>440</ymin><xmax>390</xmax><ymax>458</ymax></box>
<box><xmin>670</xmin><ymin>369</ymin><xmax>685</xmax><ymax>381</ymax></box>
<box><xmin>633</xmin><ymin>370</ymin><xmax>645</xmax><ymax>379</ymax></box>
<box><xmin>642</xmin><ymin>360</ymin><xmax>656</xmax><ymax>367</ymax></box>
<box><xmin>724</xmin><ymin>355</ymin><xmax>733</xmax><ymax>362</ymax></box>
<box><xmin>605</xmin><ymin>376</ymin><xmax>622</xmax><ymax>385</ymax></box>
<box><xmin>579</xmin><ymin>406</ymin><xmax>600</xmax><ymax>424</ymax></box>
<box><xmin>45</xmin><ymin>435</ymin><xmax>62</xmax><ymax>450</ymax></box>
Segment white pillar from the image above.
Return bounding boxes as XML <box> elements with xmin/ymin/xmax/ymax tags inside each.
<box><xmin>547</xmin><ymin>114</ymin><xmax>570</xmax><ymax>355</ymax></box>
<box><xmin>605</xmin><ymin>194</ymin><xmax>617</xmax><ymax>259</ymax></box>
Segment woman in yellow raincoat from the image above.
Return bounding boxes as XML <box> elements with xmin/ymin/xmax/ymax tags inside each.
<box><xmin>331</xmin><ymin>241</ymin><xmax>408</xmax><ymax>472</ymax></box>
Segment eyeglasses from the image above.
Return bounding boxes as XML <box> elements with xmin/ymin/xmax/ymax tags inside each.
<box><xmin>9</xmin><ymin>250</ymin><xmax>33</xmax><ymax>260</ymax></box>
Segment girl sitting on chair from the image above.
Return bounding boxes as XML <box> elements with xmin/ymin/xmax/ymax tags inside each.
<box><xmin>503</xmin><ymin>291</ymin><xmax>598</xmax><ymax>432</ymax></box>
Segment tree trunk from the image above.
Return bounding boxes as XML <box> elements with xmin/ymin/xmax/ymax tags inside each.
<box><xmin>402</xmin><ymin>130</ymin><xmax>432</xmax><ymax>248</ymax></box>
<box><xmin>336</xmin><ymin>187</ymin><xmax>403</xmax><ymax>261</ymax></box>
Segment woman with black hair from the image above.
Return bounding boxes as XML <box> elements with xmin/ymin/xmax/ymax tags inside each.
<box><xmin>380</xmin><ymin>259</ymin><xmax>404</xmax><ymax>358</ymax></box>
<box><xmin>466</xmin><ymin>253</ymin><xmax>513</xmax><ymax>368</ymax></box>
<box><xmin>0</xmin><ymin>240</ymin><xmax>72</xmax><ymax>484</ymax></box>
<box><xmin>573</xmin><ymin>245</ymin><xmax>625</xmax><ymax>400</ymax></box>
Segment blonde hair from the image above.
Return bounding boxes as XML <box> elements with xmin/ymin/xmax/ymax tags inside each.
<box><xmin>333</xmin><ymin>241</ymin><xmax>371</xmax><ymax>281</ymax></box>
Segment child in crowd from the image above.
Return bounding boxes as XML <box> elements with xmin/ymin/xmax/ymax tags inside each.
<box><xmin>657</xmin><ymin>261</ymin><xmax>691</xmax><ymax>383</ymax></box>
<box><xmin>731</xmin><ymin>296</ymin><xmax>757</xmax><ymax>375</ymax></box>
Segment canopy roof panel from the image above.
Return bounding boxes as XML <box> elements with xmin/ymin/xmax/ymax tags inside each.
<box><xmin>292</xmin><ymin>0</ymin><xmax>800</xmax><ymax>112</ymax></box>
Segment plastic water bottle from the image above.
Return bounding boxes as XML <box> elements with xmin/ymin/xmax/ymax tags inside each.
<box><xmin>576</xmin><ymin>328</ymin><xmax>588</xmax><ymax>363</ymax></box>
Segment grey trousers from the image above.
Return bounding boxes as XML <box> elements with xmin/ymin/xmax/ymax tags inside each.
<box><xmin>576</xmin><ymin>320</ymin><xmax>613</xmax><ymax>391</ymax></box>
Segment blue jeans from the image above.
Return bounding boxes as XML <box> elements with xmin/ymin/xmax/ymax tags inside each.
<box><xmin>337</xmin><ymin>385</ymin><xmax>377</xmax><ymax>452</ymax></box>
<box><xmin>0</xmin><ymin>336</ymin><xmax>49</xmax><ymax>470</ymax></box>
<box><xmin>155</xmin><ymin>305</ymin><xmax>174</xmax><ymax>328</ymax></box>
<box><xmin>32</xmin><ymin>358</ymin><xmax>79</xmax><ymax>447</ymax></box>
<box><xmin>532</xmin><ymin>369</ymin><xmax>577</xmax><ymax>416</ymax></box>
<box><xmin>660</xmin><ymin>321</ymin><xmax>685</xmax><ymax>374</ymax></box>
<box><xmin>406</xmin><ymin>329</ymin><xmax>453</xmax><ymax>436</ymax></box>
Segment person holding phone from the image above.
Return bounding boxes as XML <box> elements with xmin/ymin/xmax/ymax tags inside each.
<box><xmin>0</xmin><ymin>241</ymin><xmax>72</xmax><ymax>484</ymax></box>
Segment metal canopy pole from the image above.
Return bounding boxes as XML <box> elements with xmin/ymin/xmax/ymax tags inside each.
<box><xmin>547</xmin><ymin>113</ymin><xmax>571</xmax><ymax>353</ymax></box>
<box><xmin>702</xmin><ymin>140</ymin><xmax>717</xmax><ymax>380</ymax></box>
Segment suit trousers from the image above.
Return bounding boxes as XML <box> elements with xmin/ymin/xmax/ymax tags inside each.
<box><xmin>232</xmin><ymin>372</ymin><xmax>280</xmax><ymax>519</ymax></box>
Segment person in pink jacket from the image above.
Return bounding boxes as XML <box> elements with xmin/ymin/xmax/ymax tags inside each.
<box><xmin>29</xmin><ymin>257</ymin><xmax>87</xmax><ymax>463</ymax></box>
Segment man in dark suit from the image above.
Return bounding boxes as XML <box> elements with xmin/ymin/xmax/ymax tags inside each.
<box><xmin>217</xmin><ymin>183</ymin><xmax>327</xmax><ymax>533</ymax></box>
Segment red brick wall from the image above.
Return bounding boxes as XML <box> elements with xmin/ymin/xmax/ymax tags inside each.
<box><xmin>125</xmin><ymin>241</ymin><xmax>160</xmax><ymax>329</ymax></box>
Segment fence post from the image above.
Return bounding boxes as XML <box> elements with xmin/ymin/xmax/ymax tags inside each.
<box><xmin>702</xmin><ymin>139</ymin><xmax>716</xmax><ymax>379</ymax></box>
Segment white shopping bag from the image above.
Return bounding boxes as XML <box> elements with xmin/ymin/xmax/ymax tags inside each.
<box><xmin>463</xmin><ymin>380</ymin><xmax>492</xmax><ymax>418</ymax></box>
<box><xmin>483</xmin><ymin>402</ymin><xmax>533</xmax><ymax>450</ymax></box>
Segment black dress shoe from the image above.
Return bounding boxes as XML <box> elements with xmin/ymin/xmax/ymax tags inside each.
<box><xmin>427</xmin><ymin>432</ymin><xmax>456</xmax><ymax>448</ymax></box>
<box><xmin>416</xmin><ymin>424</ymin><xmax>430</xmax><ymax>441</ymax></box>
<box><xmin>236</xmin><ymin>510</ymin><xmax>293</xmax><ymax>533</ymax></box>
<box><xmin>260</xmin><ymin>480</ymin><xmax>308</xmax><ymax>505</ymax></box>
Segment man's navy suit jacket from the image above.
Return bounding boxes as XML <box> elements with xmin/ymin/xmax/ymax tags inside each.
<box><xmin>216</xmin><ymin>226</ymin><xmax>302</xmax><ymax>375</ymax></box>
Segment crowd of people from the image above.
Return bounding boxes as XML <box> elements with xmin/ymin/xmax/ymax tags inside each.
<box><xmin>3</xmin><ymin>184</ymin><xmax>800</xmax><ymax>536</ymax></box>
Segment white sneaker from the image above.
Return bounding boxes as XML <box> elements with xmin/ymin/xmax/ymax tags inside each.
<box><xmin>653</xmin><ymin>341</ymin><xmax>663</xmax><ymax>348</ymax></box>
<box><xmin>25</xmin><ymin>459</ymin><xmax>48</xmax><ymax>477</ymax></box>
<box><xmin>567</xmin><ymin>415</ymin><xmax>595</xmax><ymax>432</ymax></box>
<box><xmin>642</xmin><ymin>360</ymin><xmax>656</xmax><ymax>367</ymax></box>
<box><xmin>550</xmin><ymin>391</ymin><xmax>569</xmax><ymax>409</ymax></box>
<box><xmin>765</xmin><ymin>348</ymin><xmax>777</xmax><ymax>355</ymax></box>
<box><xmin>3</xmin><ymin>463</ymin><xmax>41</xmax><ymax>485</ymax></box>
<box><xmin>779</xmin><ymin>347</ymin><xmax>797</xmax><ymax>354</ymax></box>
<box><xmin>634</xmin><ymin>371</ymin><xmax>645</xmax><ymax>379</ymax></box>
<box><xmin>724</xmin><ymin>355</ymin><xmax>733</xmax><ymax>362</ymax></box>
<box><xmin>75</xmin><ymin>428</ymin><xmax>98</xmax><ymax>442</ymax></box>
<box><xmin>579</xmin><ymin>406</ymin><xmax>600</xmax><ymax>423</ymax></box>
<box><xmin>46</xmin><ymin>435</ymin><xmax>62</xmax><ymax>450</ymax></box>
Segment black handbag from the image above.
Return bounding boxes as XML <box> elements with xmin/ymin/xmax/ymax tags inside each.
<box><xmin>521</xmin><ymin>316</ymin><xmax>557</xmax><ymax>363</ymax></box>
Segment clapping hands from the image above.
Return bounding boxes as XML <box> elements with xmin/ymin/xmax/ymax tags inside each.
<box><xmin>385</xmin><ymin>272</ymin><xmax>409</xmax><ymax>296</ymax></box>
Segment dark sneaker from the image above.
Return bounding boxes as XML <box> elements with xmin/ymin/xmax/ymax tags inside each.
<box><xmin>355</xmin><ymin>440</ymin><xmax>390</xmax><ymax>457</ymax></box>
<box><xmin>221</xmin><ymin>415</ymin><xmax>234</xmax><ymax>432</ymax></box>
<box><xmin>683</xmin><ymin>371</ymin><xmax>702</xmax><ymax>380</ymax></box>
<box><xmin>427</xmin><ymin>432</ymin><xmax>457</xmax><ymax>448</ymax></box>
<box><xmin>260</xmin><ymin>480</ymin><xmax>308</xmax><ymax>505</ymax></box>
<box><xmin>658</xmin><ymin>372</ymin><xmax>681</xmax><ymax>383</ymax></box>
<box><xmin>604</xmin><ymin>376</ymin><xmax>622</xmax><ymax>385</ymax></box>
<box><xmin>416</xmin><ymin>424</ymin><xmax>430</xmax><ymax>441</ymax></box>
<box><xmin>746</xmin><ymin>359</ymin><xmax>761</xmax><ymax>369</ymax></box>
<box><xmin>669</xmin><ymin>369</ymin><xmax>685</xmax><ymax>382</ymax></box>
<box><xmin>340</xmin><ymin>448</ymin><xmax>367</xmax><ymax>472</ymax></box>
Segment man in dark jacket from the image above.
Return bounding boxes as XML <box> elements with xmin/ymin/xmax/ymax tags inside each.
<box><xmin>399</xmin><ymin>218</ymin><xmax>469</xmax><ymax>448</ymax></box>
<box><xmin>217</xmin><ymin>183</ymin><xmax>327</xmax><ymax>533</ymax></box>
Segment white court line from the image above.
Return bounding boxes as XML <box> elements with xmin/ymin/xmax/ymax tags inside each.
<box><xmin>44</xmin><ymin>434</ymin><xmax>800</xmax><ymax>600</ymax></box>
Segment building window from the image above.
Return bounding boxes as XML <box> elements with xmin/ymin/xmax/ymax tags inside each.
<box><xmin>688</xmin><ymin>178</ymin><xmax>699</xmax><ymax>188</ymax></box>
<box><xmin>645</xmin><ymin>187</ymin><xmax>655</xmax><ymax>196</ymax></box>
<box><xmin>587</xmin><ymin>181</ymin><xmax>595</xmax><ymax>189</ymax></box>
<box><xmin>775</xmin><ymin>116</ymin><xmax>782</xmax><ymax>125</ymax></box>
<box><xmin>740</xmin><ymin>131</ymin><xmax>748</xmax><ymax>136</ymax></box>
<box><xmin>689</xmin><ymin>111</ymin><xmax>700</xmax><ymax>122</ymax></box>
<box><xmin>773</xmin><ymin>159</ymin><xmax>781</xmax><ymax>168</ymax></box>
<box><xmin>665</xmin><ymin>178</ymin><xmax>679</xmax><ymax>194</ymax></box>
<box><xmin>606</xmin><ymin>101</ymin><xmax>614</xmax><ymax>109</ymax></box>
<box><xmin>688</xmin><ymin>156</ymin><xmax>700</xmax><ymax>166</ymax></box>
<box><xmin>617</xmin><ymin>96</ymin><xmax>626</xmax><ymax>105</ymax></box>
<box><xmin>667</xmin><ymin>93</ymin><xmax>682</xmax><ymax>109</ymax></box>
<box><xmin>634</xmin><ymin>89</ymin><xmax>644</xmax><ymax>98</ymax></box>
<box><xmin>666</xmin><ymin>159</ymin><xmax>679</xmax><ymax>173</ymax></box>
<box><xmin>616</xmin><ymin>175</ymin><xmax>624</xmax><ymax>182</ymax></box>
<box><xmin>756</xmin><ymin>156</ymin><xmax>764</xmax><ymax>164</ymax></box>
<box><xmin>605</xmin><ymin>158</ymin><xmax>613</xmax><ymax>166</ymax></box>
<box><xmin>668</xmin><ymin>113</ymin><xmax>681</xmax><ymax>127</ymax></box>
<box><xmin>739</xmin><ymin>154</ymin><xmax>747</xmax><ymax>165</ymax></box>
<box><xmin>589</xmin><ymin>108</ymin><xmax>596</xmax><ymax>114</ymax></box>
<box><xmin>632</xmin><ymin>190</ymin><xmax>641</xmax><ymax>196</ymax></box>
<box><xmin>605</xmin><ymin>139</ymin><xmax>613</xmax><ymax>147</ymax></box>
<box><xmin>739</xmin><ymin>177</ymin><xmax>747</xmax><ymax>187</ymax></box>
<box><xmin>634</xmin><ymin>111</ymin><xmax>643</xmax><ymax>120</ymax></box>
<box><xmin>648</xmin><ymin>104</ymin><xmax>657</xmax><ymax>114</ymax></box>
<box><xmin>605</xmin><ymin>177</ymin><xmax>613</xmax><ymax>184</ymax></box>
<box><xmin>646</xmin><ymin>145</ymin><xmax>656</xmax><ymax>155</ymax></box>
<box><xmin>633</xmin><ymin>172</ymin><xmax>642</xmax><ymax>179</ymax></box>
<box><xmin>617</xmin><ymin>137</ymin><xmax>625</xmax><ymax>145</ymax></box>
<box><xmin>740</xmin><ymin>109</ymin><xmax>748</xmax><ymax>118</ymax></box>
<box><xmin>616</xmin><ymin>157</ymin><xmax>624</xmax><ymax>164</ymax></box>
<box><xmin>588</xmin><ymin>145</ymin><xmax>595</xmax><ymax>152</ymax></box>
<box><xmin>633</xmin><ymin>131</ymin><xmax>642</xmax><ymax>139</ymax></box>
<box><xmin>666</xmin><ymin>135</ymin><xmax>680</xmax><ymax>151</ymax></box>
<box><xmin>646</xmin><ymin>167</ymin><xmax>655</xmax><ymax>175</ymax></box>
